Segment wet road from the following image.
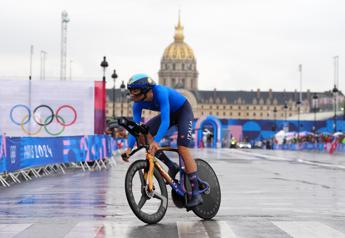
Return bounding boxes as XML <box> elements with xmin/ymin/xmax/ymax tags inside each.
<box><xmin>1</xmin><ymin>148</ymin><xmax>345</xmax><ymax>237</ymax></box>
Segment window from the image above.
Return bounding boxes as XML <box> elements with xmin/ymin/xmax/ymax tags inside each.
<box><xmin>182</xmin><ymin>64</ymin><xmax>185</xmax><ymax>70</ymax></box>
<box><xmin>238</xmin><ymin>112</ymin><xmax>241</xmax><ymax>116</ymax></box>
<box><xmin>172</xmin><ymin>63</ymin><xmax>176</xmax><ymax>70</ymax></box>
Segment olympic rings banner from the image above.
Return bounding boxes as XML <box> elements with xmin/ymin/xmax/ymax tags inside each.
<box><xmin>1</xmin><ymin>134</ymin><xmax>112</xmax><ymax>173</ymax></box>
<box><xmin>0</xmin><ymin>79</ymin><xmax>103</xmax><ymax>137</ymax></box>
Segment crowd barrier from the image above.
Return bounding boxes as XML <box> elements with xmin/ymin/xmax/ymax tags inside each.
<box><xmin>0</xmin><ymin>134</ymin><xmax>117</xmax><ymax>187</ymax></box>
<box><xmin>273</xmin><ymin>142</ymin><xmax>345</xmax><ymax>153</ymax></box>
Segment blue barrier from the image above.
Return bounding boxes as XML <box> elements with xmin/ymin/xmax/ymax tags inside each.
<box><xmin>274</xmin><ymin>142</ymin><xmax>345</xmax><ymax>153</ymax></box>
<box><xmin>1</xmin><ymin>134</ymin><xmax>113</xmax><ymax>173</ymax></box>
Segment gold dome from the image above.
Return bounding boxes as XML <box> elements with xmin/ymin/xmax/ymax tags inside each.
<box><xmin>162</xmin><ymin>15</ymin><xmax>195</xmax><ymax>60</ymax></box>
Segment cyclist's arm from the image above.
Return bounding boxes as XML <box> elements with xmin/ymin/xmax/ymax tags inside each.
<box><xmin>128</xmin><ymin>103</ymin><xmax>142</xmax><ymax>149</ymax></box>
<box><xmin>154</xmin><ymin>89</ymin><xmax>170</xmax><ymax>143</ymax></box>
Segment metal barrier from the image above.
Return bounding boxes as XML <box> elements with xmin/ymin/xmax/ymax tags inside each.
<box><xmin>0</xmin><ymin>134</ymin><xmax>118</xmax><ymax>187</ymax></box>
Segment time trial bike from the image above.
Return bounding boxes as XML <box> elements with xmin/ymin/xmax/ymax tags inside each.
<box><xmin>117</xmin><ymin>117</ymin><xmax>221</xmax><ymax>224</ymax></box>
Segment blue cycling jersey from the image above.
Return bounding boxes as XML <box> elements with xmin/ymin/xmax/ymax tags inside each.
<box><xmin>128</xmin><ymin>85</ymin><xmax>186</xmax><ymax>148</ymax></box>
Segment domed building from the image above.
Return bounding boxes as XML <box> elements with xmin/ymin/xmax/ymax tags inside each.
<box><xmin>106</xmin><ymin>15</ymin><xmax>344</xmax><ymax>147</ymax></box>
<box><xmin>158</xmin><ymin>15</ymin><xmax>198</xmax><ymax>91</ymax></box>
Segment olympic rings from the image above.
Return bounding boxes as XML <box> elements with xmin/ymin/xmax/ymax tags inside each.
<box><xmin>20</xmin><ymin>114</ymin><xmax>43</xmax><ymax>136</ymax></box>
<box><xmin>33</xmin><ymin>105</ymin><xmax>54</xmax><ymax>126</ymax></box>
<box><xmin>10</xmin><ymin>104</ymin><xmax>31</xmax><ymax>126</ymax></box>
<box><xmin>56</xmin><ymin>105</ymin><xmax>77</xmax><ymax>126</ymax></box>
<box><xmin>9</xmin><ymin>104</ymin><xmax>77</xmax><ymax>136</ymax></box>
<box><xmin>44</xmin><ymin>115</ymin><xmax>65</xmax><ymax>136</ymax></box>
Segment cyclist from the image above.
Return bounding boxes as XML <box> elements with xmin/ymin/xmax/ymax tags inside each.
<box><xmin>123</xmin><ymin>73</ymin><xmax>203</xmax><ymax>209</ymax></box>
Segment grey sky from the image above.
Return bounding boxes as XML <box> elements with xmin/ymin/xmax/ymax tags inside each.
<box><xmin>1</xmin><ymin>0</ymin><xmax>344</xmax><ymax>93</ymax></box>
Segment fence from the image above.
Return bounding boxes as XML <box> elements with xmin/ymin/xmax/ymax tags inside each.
<box><xmin>273</xmin><ymin>142</ymin><xmax>345</xmax><ymax>153</ymax></box>
<box><xmin>0</xmin><ymin>134</ymin><xmax>117</xmax><ymax>187</ymax></box>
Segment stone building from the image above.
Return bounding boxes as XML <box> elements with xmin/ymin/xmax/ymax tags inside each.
<box><xmin>106</xmin><ymin>16</ymin><xmax>343</xmax><ymax>123</ymax></box>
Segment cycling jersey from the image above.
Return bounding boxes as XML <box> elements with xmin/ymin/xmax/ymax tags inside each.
<box><xmin>128</xmin><ymin>85</ymin><xmax>187</xmax><ymax>148</ymax></box>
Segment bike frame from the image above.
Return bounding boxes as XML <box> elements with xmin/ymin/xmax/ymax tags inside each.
<box><xmin>132</xmin><ymin>146</ymin><xmax>209</xmax><ymax>197</ymax></box>
<box><xmin>118</xmin><ymin>117</ymin><xmax>209</xmax><ymax>198</ymax></box>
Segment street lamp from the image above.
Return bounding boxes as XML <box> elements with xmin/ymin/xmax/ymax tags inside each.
<box><xmin>332</xmin><ymin>84</ymin><xmax>338</xmax><ymax>132</ymax></box>
<box><xmin>283</xmin><ymin>102</ymin><xmax>288</xmax><ymax>121</ymax></box>
<box><xmin>120</xmin><ymin>80</ymin><xmax>126</xmax><ymax>117</ymax></box>
<box><xmin>111</xmin><ymin>70</ymin><xmax>118</xmax><ymax>119</ymax></box>
<box><xmin>100</xmin><ymin>56</ymin><xmax>108</xmax><ymax>81</ymax></box>
<box><xmin>100</xmin><ymin>56</ymin><xmax>108</xmax><ymax>132</ymax></box>
<box><xmin>296</xmin><ymin>100</ymin><xmax>301</xmax><ymax>141</ymax></box>
<box><xmin>272</xmin><ymin>107</ymin><xmax>277</xmax><ymax>131</ymax></box>
<box><xmin>312</xmin><ymin>93</ymin><xmax>318</xmax><ymax>133</ymax></box>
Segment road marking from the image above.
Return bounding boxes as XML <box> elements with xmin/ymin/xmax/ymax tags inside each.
<box><xmin>0</xmin><ymin>224</ymin><xmax>32</xmax><ymax>238</ymax></box>
<box><xmin>204</xmin><ymin>221</ymin><xmax>237</xmax><ymax>238</ymax></box>
<box><xmin>64</xmin><ymin>222</ymin><xmax>134</xmax><ymax>238</ymax></box>
<box><xmin>177</xmin><ymin>221</ymin><xmax>209</xmax><ymax>238</ymax></box>
<box><xmin>273</xmin><ymin>221</ymin><xmax>345</xmax><ymax>238</ymax></box>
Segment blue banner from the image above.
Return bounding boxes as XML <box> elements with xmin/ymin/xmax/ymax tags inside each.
<box><xmin>0</xmin><ymin>135</ymin><xmax>6</xmax><ymax>173</ymax></box>
<box><xmin>6</xmin><ymin>137</ymin><xmax>63</xmax><ymax>172</ymax></box>
<box><xmin>62</xmin><ymin>135</ymin><xmax>112</xmax><ymax>163</ymax></box>
<box><xmin>2</xmin><ymin>135</ymin><xmax>113</xmax><ymax>173</ymax></box>
<box><xmin>274</xmin><ymin>142</ymin><xmax>345</xmax><ymax>153</ymax></box>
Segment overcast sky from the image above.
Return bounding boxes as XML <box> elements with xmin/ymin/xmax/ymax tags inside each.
<box><xmin>1</xmin><ymin>0</ymin><xmax>345</xmax><ymax>93</ymax></box>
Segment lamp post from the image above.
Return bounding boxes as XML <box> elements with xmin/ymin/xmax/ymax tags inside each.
<box><xmin>296</xmin><ymin>100</ymin><xmax>301</xmax><ymax>141</ymax></box>
<box><xmin>273</xmin><ymin>107</ymin><xmax>277</xmax><ymax>131</ymax></box>
<box><xmin>332</xmin><ymin>84</ymin><xmax>338</xmax><ymax>132</ymax></box>
<box><xmin>120</xmin><ymin>80</ymin><xmax>126</xmax><ymax>117</ymax></box>
<box><xmin>111</xmin><ymin>70</ymin><xmax>118</xmax><ymax>119</ymax></box>
<box><xmin>100</xmin><ymin>56</ymin><xmax>108</xmax><ymax>81</ymax></box>
<box><xmin>312</xmin><ymin>93</ymin><xmax>318</xmax><ymax>133</ymax></box>
<box><xmin>284</xmin><ymin>103</ymin><xmax>288</xmax><ymax>120</ymax></box>
<box><xmin>100</xmin><ymin>56</ymin><xmax>108</xmax><ymax>132</ymax></box>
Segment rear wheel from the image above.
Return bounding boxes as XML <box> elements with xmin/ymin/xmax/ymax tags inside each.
<box><xmin>192</xmin><ymin>159</ymin><xmax>221</xmax><ymax>220</ymax></box>
<box><xmin>125</xmin><ymin>160</ymin><xmax>168</xmax><ymax>224</ymax></box>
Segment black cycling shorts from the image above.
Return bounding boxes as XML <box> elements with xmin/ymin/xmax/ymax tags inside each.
<box><xmin>146</xmin><ymin>100</ymin><xmax>194</xmax><ymax>147</ymax></box>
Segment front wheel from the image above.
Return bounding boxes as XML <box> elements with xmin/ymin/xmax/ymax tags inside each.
<box><xmin>193</xmin><ymin>159</ymin><xmax>221</xmax><ymax>220</ymax></box>
<box><xmin>125</xmin><ymin>160</ymin><xmax>168</xmax><ymax>224</ymax></box>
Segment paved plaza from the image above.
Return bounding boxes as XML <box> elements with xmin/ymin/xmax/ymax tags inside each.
<box><xmin>1</xmin><ymin>149</ymin><xmax>345</xmax><ymax>237</ymax></box>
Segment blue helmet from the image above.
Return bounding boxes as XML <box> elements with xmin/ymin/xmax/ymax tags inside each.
<box><xmin>127</xmin><ymin>73</ymin><xmax>156</xmax><ymax>94</ymax></box>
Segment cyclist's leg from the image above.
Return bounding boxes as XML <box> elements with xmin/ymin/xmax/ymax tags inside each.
<box><xmin>145</xmin><ymin>115</ymin><xmax>178</xmax><ymax>173</ymax></box>
<box><xmin>176</xmin><ymin>101</ymin><xmax>203</xmax><ymax>208</ymax></box>
<box><xmin>175</xmin><ymin>101</ymin><xmax>196</xmax><ymax>173</ymax></box>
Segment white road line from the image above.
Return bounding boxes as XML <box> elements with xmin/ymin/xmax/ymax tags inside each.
<box><xmin>213</xmin><ymin>221</ymin><xmax>237</xmax><ymax>238</ymax></box>
<box><xmin>177</xmin><ymin>221</ymin><xmax>209</xmax><ymax>238</ymax></box>
<box><xmin>0</xmin><ymin>224</ymin><xmax>32</xmax><ymax>238</ymax></box>
<box><xmin>273</xmin><ymin>221</ymin><xmax>345</xmax><ymax>238</ymax></box>
<box><xmin>64</xmin><ymin>222</ymin><xmax>131</xmax><ymax>238</ymax></box>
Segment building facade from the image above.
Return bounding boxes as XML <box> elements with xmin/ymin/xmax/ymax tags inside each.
<box><xmin>106</xmin><ymin>16</ymin><xmax>344</xmax><ymax>143</ymax></box>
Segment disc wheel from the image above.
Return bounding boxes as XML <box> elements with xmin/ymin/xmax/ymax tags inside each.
<box><xmin>192</xmin><ymin>159</ymin><xmax>221</xmax><ymax>220</ymax></box>
<box><xmin>125</xmin><ymin>160</ymin><xmax>168</xmax><ymax>224</ymax></box>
